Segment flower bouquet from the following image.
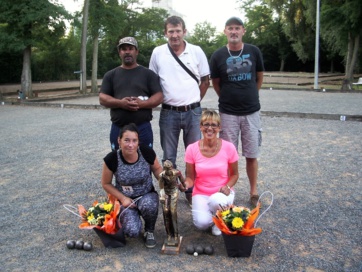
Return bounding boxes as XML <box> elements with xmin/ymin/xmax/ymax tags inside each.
<box><xmin>78</xmin><ymin>195</ymin><xmax>126</xmax><ymax>248</ymax></box>
<box><xmin>213</xmin><ymin>204</ymin><xmax>262</xmax><ymax>257</ymax></box>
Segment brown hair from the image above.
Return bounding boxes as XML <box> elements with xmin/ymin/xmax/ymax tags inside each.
<box><xmin>119</xmin><ymin>123</ymin><xmax>139</xmax><ymax>139</ymax></box>
<box><xmin>164</xmin><ymin>16</ymin><xmax>186</xmax><ymax>32</ymax></box>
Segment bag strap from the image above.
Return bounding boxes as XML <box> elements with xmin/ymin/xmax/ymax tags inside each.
<box><xmin>254</xmin><ymin>191</ymin><xmax>274</xmax><ymax>227</ymax></box>
<box><xmin>167</xmin><ymin>43</ymin><xmax>199</xmax><ymax>84</ymax></box>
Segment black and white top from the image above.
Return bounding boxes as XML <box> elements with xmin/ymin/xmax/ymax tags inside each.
<box><xmin>103</xmin><ymin>145</ymin><xmax>156</xmax><ymax>198</ymax></box>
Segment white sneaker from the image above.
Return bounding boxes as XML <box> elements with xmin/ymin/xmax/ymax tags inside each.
<box><xmin>211</xmin><ymin>225</ymin><xmax>222</xmax><ymax>236</ymax></box>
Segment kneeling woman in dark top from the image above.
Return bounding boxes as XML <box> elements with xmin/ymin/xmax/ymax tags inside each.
<box><xmin>101</xmin><ymin>123</ymin><xmax>163</xmax><ymax>248</ymax></box>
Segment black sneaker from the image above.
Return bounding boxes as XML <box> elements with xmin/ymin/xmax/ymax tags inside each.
<box><xmin>144</xmin><ymin>231</ymin><xmax>156</xmax><ymax>248</ymax></box>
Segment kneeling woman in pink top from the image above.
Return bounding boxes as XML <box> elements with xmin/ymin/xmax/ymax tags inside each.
<box><xmin>183</xmin><ymin>110</ymin><xmax>239</xmax><ymax>236</ymax></box>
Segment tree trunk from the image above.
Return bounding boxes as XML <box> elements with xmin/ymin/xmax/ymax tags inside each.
<box><xmin>279</xmin><ymin>59</ymin><xmax>285</xmax><ymax>72</ymax></box>
<box><xmin>21</xmin><ymin>45</ymin><xmax>32</xmax><ymax>98</ymax></box>
<box><xmin>91</xmin><ymin>32</ymin><xmax>99</xmax><ymax>93</ymax></box>
<box><xmin>341</xmin><ymin>79</ymin><xmax>352</xmax><ymax>91</ymax></box>
<box><xmin>344</xmin><ymin>32</ymin><xmax>353</xmax><ymax>80</ymax></box>
<box><xmin>347</xmin><ymin>34</ymin><xmax>360</xmax><ymax>78</ymax></box>
<box><xmin>342</xmin><ymin>33</ymin><xmax>359</xmax><ymax>90</ymax></box>
<box><xmin>80</xmin><ymin>0</ymin><xmax>90</xmax><ymax>94</ymax></box>
<box><xmin>330</xmin><ymin>60</ymin><xmax>334</xmax><ymax>73</ymax></box>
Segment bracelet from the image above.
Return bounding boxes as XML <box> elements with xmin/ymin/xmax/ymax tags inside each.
<box><xmin>226</xmin><ymin>185</ymin><xmax>231</xmax><ymax>190</ymax></box>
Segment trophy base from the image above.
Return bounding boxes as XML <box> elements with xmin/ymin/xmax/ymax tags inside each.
<box><xmin>161</xmin><ymin>236</ymin><xmax>183</xmax><ymax>255</ymax></box>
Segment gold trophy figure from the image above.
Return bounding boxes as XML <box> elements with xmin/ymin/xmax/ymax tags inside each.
<box><xmin>158</xmin><ymin>160</ymin><xmax>186</xmax><ymax>254</ymax></box>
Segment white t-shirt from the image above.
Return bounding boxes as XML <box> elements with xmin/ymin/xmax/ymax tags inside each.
<box><xmin>149</xmin><ymin>41</ymin><xmax>210</xmax><ymax>106</ymax></box>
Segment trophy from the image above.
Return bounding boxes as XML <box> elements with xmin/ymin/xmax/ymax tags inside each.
<box><xmin>158</xmin><ymin>160</ymin><xmax>187</xmax><ymax>254</ymax></box>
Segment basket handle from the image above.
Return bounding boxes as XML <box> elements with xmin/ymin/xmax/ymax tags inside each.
<box><xmin>254</xmin><ymin>191</ymin><xmax>273</xmax><ymax>228</ymax></box>
<box><xmin>118</xmin><ymin>196</ymin><xmax>143</xmax><ymax>217</ymax></box>
<box><xmin>63</xmin><ymin>204</ymin><xmax>82</xmax><ymax>218</ymax></box>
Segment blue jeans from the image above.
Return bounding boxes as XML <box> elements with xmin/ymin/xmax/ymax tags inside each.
<box><xmin>110</xmin><ymin>122</ymin><xmax>153</xmax><ymax>151</ymax></box>
<box><xmin>159</xmin><ymin>106</ymin><xmax>202</xmax><ymax>168</ymax></box>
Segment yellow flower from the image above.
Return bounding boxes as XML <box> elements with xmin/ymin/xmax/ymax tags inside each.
<box><xmin>231</xmin><ymin>217</ymin><xmax>244</xmax><ymax>230</ymax></box>
<box><xmin>221</xmin><ymin>210</ymin><xmax>230</xmax><ymax>217</ymax></box>
<box><xmin>87</xmin><ymin>213</ymin><xmax>98</xmax><ymax>225</ymax></box>
<box><xmin>87</xmin><ymin>213</ymin><xmax>94</xmax><ymax>221</ymax></box>
<box><xmin>103</xmin><ymin>203</ymin><xmax>113</xmax><ymax>212</ymax></box>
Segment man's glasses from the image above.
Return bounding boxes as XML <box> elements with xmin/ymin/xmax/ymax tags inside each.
<box><xmin>201</xmin><ymin>123</ymin><xmax>219</xmax><ymax>129</ymax></box>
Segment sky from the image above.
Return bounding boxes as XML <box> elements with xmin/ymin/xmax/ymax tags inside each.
<box><xmin>59</xmin><ymin>0</ymin><xmax>244</xmax><ymax>34</ymax></box>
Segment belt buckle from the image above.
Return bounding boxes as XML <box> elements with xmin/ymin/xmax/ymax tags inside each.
<box><xmin>176</xmin><ymin>105</ymin><xmax>187</xmax><ymax>112</ymax></box>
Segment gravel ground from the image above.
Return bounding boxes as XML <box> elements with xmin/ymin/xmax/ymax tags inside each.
<box><xmin>1</xmin><ymin>92</ymin><xmax>361</xmax><ymax>271</ymax></box>
<box><xmin>29</xmin><ymin>88</ymin><xmax>362</xmax><ymax>118</ymax></box>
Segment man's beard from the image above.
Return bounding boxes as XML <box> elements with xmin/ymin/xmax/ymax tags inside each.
<box><xmin>123</xmin><ymin>56</ymin><xmax>134</xmax><ymax>66</ymax></box>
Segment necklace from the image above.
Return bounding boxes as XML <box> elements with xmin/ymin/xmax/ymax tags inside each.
<box><xmin>201</xmin><ymin>139</ymin><xmax>219</xmax><ymax>157</ymax></box>
<box><xmin>227</xmin><ymin>44</ymin><xmax>244</xmax><ymax>58</ymax></box>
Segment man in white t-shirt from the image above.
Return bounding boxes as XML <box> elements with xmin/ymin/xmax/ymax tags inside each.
<box><xmin>149</xmin><ymin>16</ymin><xmax>210</xmax><ymax>206</ymax></box>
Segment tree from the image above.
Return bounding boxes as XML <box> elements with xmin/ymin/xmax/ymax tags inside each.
<box><xmin>132</xmin><ymin>7</ymin><xmax>168</xmax><ymax>66</ymax></box>
<box><xmin>188</xmin><ymin>22</ymin><xmax>220</xmax><ymax>60</ymax></box>
<box><xmin>88</xmin><ymin>0</ymin><xmax>104</xmax><ymax>93</ymax></box>
<box><xmin>80</xmin><ymin>0</ymin><xmax>90</xmax><ymax>94</ymax></box>
<box><xmin>0</xmin><ymin>0</ymin><xmax>69</xmax><ymax>97</ymax></box>
<box><xmin>261</xmin><ymin>0</ymin><xmax>316</xmax><ymax>63</ymax></box>
<box><xmin>318</xmin><ymin>0</ymin><xmax>361</xmax><ymax>88</ymax></box>
<box><xmin>242</xmin><ymin>4</ymin><xmax>287</xmax><ymax>71</ymax></box>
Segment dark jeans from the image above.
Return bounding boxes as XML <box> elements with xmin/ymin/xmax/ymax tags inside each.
<box><xmin>110</xmin><ymin>122</ymin><xmax>153</xmax><ymax>151</ymax></box>
<box><xmin>159</xmin><ymin>107</ymin><xmax>201</xmax><ymax>168</ymax></box>
<box><xmin>159</xmin><ymin>107</ymin><xmax>202</xmax><ymax>194</ymax></box>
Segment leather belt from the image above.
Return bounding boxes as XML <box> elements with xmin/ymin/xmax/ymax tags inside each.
<box><xmin>162</xmin><ymin>102</ymin><xmax>200</xmax><ymax>112</ymax></box>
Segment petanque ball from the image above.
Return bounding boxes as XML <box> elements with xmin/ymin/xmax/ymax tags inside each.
<box><xmin>66</xmin><ymin>240</ymin><xmax>76</xmax><ymax>249</ymax></box>
<box><xmin>186</xmin><ymin>245</ymin><xmax>194</xmax><ymax>255</ymax></box>
<box><xmin>75</xmin><ymin>240</ymin><xmax>84</xmax><ymax>250</ymax></box>
<box><xmin>204</xmin><ymin>245</ymin><xmax>214</xmax><ymax>255</ymax></box>
<box><xmin>83</xmin><ymin>242</ymin><xmax>93</xmax><ymax>251</ymax></box>
<box><xmin>195</xmin><ymin>245</ymin><xmax>204</xmax><ymax>254</ymax></box>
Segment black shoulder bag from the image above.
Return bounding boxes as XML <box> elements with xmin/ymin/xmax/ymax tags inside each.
<box><xmin>167</xmin><ymin>43</ymin><xmax>199</xmax><ymax>84</ymax></box>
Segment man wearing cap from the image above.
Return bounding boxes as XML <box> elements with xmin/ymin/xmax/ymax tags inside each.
<box><xmin>210</xmin><ymin>17</ymin><xmax>265</xmax><ymax>207</ymax></box>
<box><xmin>149</xmin><ymin>16</ymin><xmax>210</xmax><ymax>207</ymax></box>
<box><xmin>100</xmin><ymin>37</ymin><xmax>163</xmax><ymax>150</ymax></box>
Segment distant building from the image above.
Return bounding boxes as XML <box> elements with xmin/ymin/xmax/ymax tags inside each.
<box><xmin>152</xmin><ymin>0</ymin><xmax>182</xmax><ymax>17</ymax></box>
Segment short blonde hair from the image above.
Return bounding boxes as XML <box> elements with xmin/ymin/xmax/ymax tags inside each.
<box><xmin>200</xmin><ymin>110</ymin><xmax>221</xmax><ymax>126</ymax></box>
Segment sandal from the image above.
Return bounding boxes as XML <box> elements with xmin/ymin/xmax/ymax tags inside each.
<box><xmin>249</xmin><ymin>195</ymin><xmax>260</xmax><ymax>208</ymax></box>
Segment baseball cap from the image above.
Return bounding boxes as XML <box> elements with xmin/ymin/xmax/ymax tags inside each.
<box><xmin>117</xmin><ymin>37</ymin><xmax>138</xmax><ymax>51</ymax></box>
<box><xmin>225</xmin><ymin>17</ymin><xmax>244</xmax><ymax>27</ymax></box>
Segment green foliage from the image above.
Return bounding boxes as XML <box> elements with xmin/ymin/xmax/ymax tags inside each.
<box><xmin>0</xmin><ymin>0</ymin><xmax>70</xmax><ymax>51</ymax></box>
<box><xmin>188</xmin><ymin>21</ymin><xmax>224</xmax><ymax>60</ymax></box>
<box><xmin>0</xmin><ymin>51</ymin><xmax>22</xmax><ymax>83</ymax></box>
<box><xmin>131</xmin><ymin>8</ymin><xmax>169</xmax><ymax>66</ymax></box>
<box><xmin>320</xmin><ymin>0</ymin><xmax>362</xmax><ymax>56</ymax></box>
<box><xmin>0</xmin><ymin>0</ymin><xmax>71</xmax><ymax>83</ymax></box>
<box><xmin>0</xmin><ymin>0</ymin><xmax>359</xmax><ymax>83</ymax></box>
<box><xmin>259</xmin><ymin>0</ymin><xmax>361</xmax><ymax>72</ymax></box>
